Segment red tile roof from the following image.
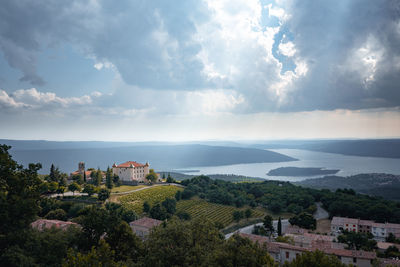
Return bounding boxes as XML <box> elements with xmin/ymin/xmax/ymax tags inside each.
<box><xmin>115</xmin><ymin>161</ymin><xmax>146</xmax><ymax>168</ymax></box>
<box><xmin>129</xmin><ymin>217</ymin><xmax>162</xmax><ymax>229</ymax></box>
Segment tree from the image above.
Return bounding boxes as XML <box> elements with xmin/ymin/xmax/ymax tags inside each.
<box><xmin>48</xmin><ymin>181</ymin><xmax>59</xmax><ymax>194</ymax></box>
<box><xmin>337</xmin><ymin>230</ymin><xmax>376</xmax><ymax>251</ymax></box>
<box><xmin>289</xmin><ymin>212</ymin><xmax>316</xmax><ymax>230</ymax></box>
<box><xmin>283</xmin><ymin>250</ymin><xmax>348</xmax><ymax>267</ymax></box>
<box><xmin>245</xmin><ymin>208</ymin><xmax>252</xmax><ymax>219</ymax></box>
<box><xmin>162</xmin><ymin>198</ymin><xmax>177</xmax><ymax>214</ymax></box>
<box><xmin>175</xmin><ymin>190</ymin><xmax>182</xmax><ymax>201</ymax></box>
<box><xmin>71</xmin><ymin>174</ymin><xmax>83</xmax><ymax>185</ymax></box>
<box><xmin>45</xmin><ymin>209</ymin><xmax>67</xmax><ymax>220</ymax></box>
<box><xmin>208</xmin><ymin>234</ymin><xmax>275</xmax><ymax>267</ymax></box>
<box><xmin>146</xmin><ymin>169</ymin><xmax>158</xmax><ymax>184</ymax></box>
<box><xmin>68</xmin><ymin>182</ymin><xmax>81</xmax><ymax>196</ymax></box>
<box><xmin>83</xmin><ymin>170</ymin><xmax>87</xmax><ymax>183</ymax></box>
<box><xmin>56</xmin><ymin>185</ymin><xmax>65</xmax><ymax>196</ymax></box>
<box><xmin>0</xmin><ymin>145</ymin><xmax>42</xmax><ymax>232</ymax></box>
<box><xmin>233</xmin><ymin>210</ymin><xmax>244</xmax><ymax>222</ymax></box>
<box><xmin>263</xmin><ymin>215</ymin><xmax>274</xmax><ymax>235</ymax></box>
<box><xmin>166</xmin><ymin>174</ymin><xmax>175</xmax><ymax>183</ymax></box>
<box><xmin>98</xmin><ymin>188</ymin><xmax>110</xmax><ymax>201</ymax></box>
<box><xmin>278</xmin><ymin>217</ymin><xmax>282</xmax><ymax>236</ymax></box>
<box><xmin>143</xmin><ymin>201</ymin><xmax>150</xmax><ymax>213</ymax></box>
<box><xmin>105</xmin><ymin>221</ymin><xmax>143</xmax><ymax>262</ymax></box>
<box><xmin>113</xmin><ymin>175</ymin><xmax>121</xmax><ymax>187</ymax></box>
<box><xmin>94</xmin><ymin>168</ymin><xmax>102</xmax><ymax>186</ymax></box>
<box><xmin>63</xmin><ymin>240</ymin><xmax>117</xmax><ymax>266</ymax></box>
<box><xmin>105</xmin><ymin>166</ymin><xmax>113</xmax><ymax>189</ymax></box>
<box><xmin>82</xmin><ymin>184</ymin><xmax>96</xmax><ymax>197</ymax></box>
<box><xmin>149</xmin><ymin>203</ymin><xmax>169</xmax><ymax>220</ymax></box>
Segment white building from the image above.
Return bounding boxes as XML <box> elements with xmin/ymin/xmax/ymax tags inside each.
<box><xmin>112</xmin><ymin>161</ymin><xmax>149</xmax><ymax>182</ymax></box>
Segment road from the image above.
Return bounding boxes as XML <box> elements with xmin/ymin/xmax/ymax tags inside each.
<box><xmin>225</xmin><ymin>219</ymin><xmax>289</xmax><ymax>239</ymax></box>
<box><xmin>314</xmin><ymin>202</ymin><xmax>329</xmax><ymax>220</ymax></box>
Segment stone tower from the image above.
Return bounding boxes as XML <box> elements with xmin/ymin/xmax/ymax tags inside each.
<box><xmin>78</xmin><ymin>162</ymin><xmax>85</xmax><ymax>174</ymax></box>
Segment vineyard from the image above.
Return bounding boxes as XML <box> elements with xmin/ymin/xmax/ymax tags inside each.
<box><xmin>176</xmin><ymin>199</ymin><xmax>265</xmax><ymax>227</ymax></box>
<box><xmin>118</xmin><ymin>185</ymin><xmax>183</xmax><ymax>214</ymax></box>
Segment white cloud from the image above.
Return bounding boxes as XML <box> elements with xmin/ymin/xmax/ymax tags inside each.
<box><xmin>0</xmin><ymin>90</ymin><xmax>26</xmax><ymax>108</ymax></box>
<box><xmin>278</xmin><ymin>41</ymin><xmax>296</xmax><ymax>57</ymax></box>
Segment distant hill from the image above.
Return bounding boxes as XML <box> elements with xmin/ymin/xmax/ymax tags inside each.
<box><xmin>267</xmin><ymin>167</ymin><xmax>339</xmax><ymax>176</ymax></box>
<box><xmin>3</xmin><ymin>142</ymin><xmax>296</xmax><ymax>174</ymax></box>
<box><xmin>158</xmin><ymin>172</ymin><xmax>265</xmax><ymax>182</ymax></box>
<box><xmin>252</xmin><ymin>139</ymin><xmax>400</xmax><ymax>158</ymax></box>
<box><xmin>297</xmin><ymin>173</ymin><xmax>400</xmax><ymax>201</ymax></box>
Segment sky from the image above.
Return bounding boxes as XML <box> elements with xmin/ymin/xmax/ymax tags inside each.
<box><xmin>0</xmin><ymin>0</ymin><xmax>400</xmax><ymax>141</ymax></box>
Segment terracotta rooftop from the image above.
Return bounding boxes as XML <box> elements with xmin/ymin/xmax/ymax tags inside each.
<box><xmin>331</xmin><ymin>216</ymin><xmax>359</xmax><ymax>225</ymax></box>
<box><xmin>285</xmin><ymin>225</ymin><xmax>306</xmax><ymax>235</ymax></box>
<box><xmin>31</xmin><ymin>219</ymin><xmax>79</xmax><ymax>231</ymax></box>
<box><xmin>129</xmin><ymin>217</ymin><xmax>162</xmax><ymax>229</ymax></box>
<box><xmin>71</xmin><ymin>170</ymin><xmax>92</xmax><ymax>177</ymax></box>
<box><xmin>324</xmin><ymin>248</ymin><xmax>376</xmax><ymax>260</ymax></box>
<box><xmin>114</xmin><ymin>161</ymin><xmax>147</xmax><ymax>168</ymax></box>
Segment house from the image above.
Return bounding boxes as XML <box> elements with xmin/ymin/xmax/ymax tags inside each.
<box><xmin>112</xmin><ymin>161</ymin><xmax>150</xmax><ymax>182</ymax></box>
<box><xmin>129</xmin><ymin>217</ymin><xmax>162</xmax><ymax>239</ymax></box>
<box><xmin>238</xmin><ymin>233</ymin><xmax>376</xmax><ymax>267</ymax></box>
<box><xmin>331</xmin><ymin>216</ymin><xmax>400</xmax><ymax>241</ymax></box>
<box><xmin>31</xmin><ymin>219</ymin><xmax>80</xmax><ymax>231</ymax></box>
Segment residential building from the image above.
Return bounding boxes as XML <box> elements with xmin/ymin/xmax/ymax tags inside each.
<box><xmin>331</xmin><ymin>216</ymin><xmax>400</xmax><ymax>241</ymax></box>
<box><xmin>129</xmin><ymin>217</ymin><xmax>162</xmax><ymax>239</ymax></box>
<box><xmin>31</xmin><ymin>219</ymin><xmax>80</xmax><ymax>231</ymax></box>
<box><xmin>112</xmin><ymin>161</ymin><xmax>150</xmax><ymax>182</ymax></box>
<box><xmin>239</xmin><ymin>233</ymin><xmax>376</xmax><ymax>267</ymax></box>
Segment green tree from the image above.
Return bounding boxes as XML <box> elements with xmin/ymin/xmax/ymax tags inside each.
<box><xmin>105</xmin><ymin>221</ymin><xmax>143</xmax><ymax>262</ymax></box>
<box><xmin>278</xmin><ymin>217</ymin><xmax>282</xmax><ymax>236</ymax></box>
<box><xmin>71</xmin><ymin>174</ymin><xmax>83</xmax><ymax>185</ymax></box>
<box><xmin>45</xmin><ymin>209</ymin><xmax>67</xmax><ymax>220</ymax></box>
<box><xmin>95</xmin><ymin>168</ymin><xmax>102</xmax><ymax>186</ymax></box>
<box><xmin>98</xmin><ymin>188</ymin><xmax>110</xmax><ymax>201</ymax></box>
<box><xmin>143</xmin><ymin>201</ymin><xmax>150</xmax><ymax>213</ymax></box>
<box><xmin>233</xmin><ymin>210</ymin><xmax>244</xmax><ymax>222</ymax></box>
<box><xmin>49</xmin><ymin>164</ymin><xmax>61</xmax><ymax>182</ymax></box>
<box><xmin>289</xmin><ymin>212</ymin><xmax>316</xmax><ymax>230</ymax></box>
<box><xmin>283</xmin><ymin>250</ymin><xmax>348</xmax><ymax>267</ymax></box>
<box><xmin>144</xmin><ymin>218</ymin><xmax>223</xmax><ymax>266</ymax></box>
<box><xmin>83</xmin><ymin>171</ymin><xmax>87</xmax><ymax>183</ymax></box>
<box><xmin>337</xmin><ymin>230</ymin><xmax>377</xmax><ymax>251</ymax></box>
<box><xmin>68</xmin><ymin>182</ymin><xmax>81</xmax><ymax>196</ymax></box>
<box><xmin>146</xmin><ymin>169</ymin><xmax>158</xmax><ymax>184</ymax></box>
<box><xmin>62</xmin><ymin>239</ymin><xmax>117</xmax><ymax>267</ymax></box>
<box><xmin>149</xmin><ymin>203</ymin><xmax>169</xmax><ymax>220</ymax></box>
<box><xmin>208</xmin><ymin>234</ymin><xmax>275</xmax><ymax>267</ymax></box>
<box><xmin>57</xmin><ymin>185</ymin><xmax>66</xmax><ymax>196</ymax></box>
<box><xmin>166</xmin><ymin>174</ymin><xmax>175</xmax><ymax>183</ymax></box>
<box><xmin>48</xmin><ymin>181</ymin><xmax>59</xmax><ymax>194</ymax></box>
<box><xmin>162</xmin><ymin>198</ymin><xmax>177</xmax><ymax>214</ymax></box>
<box><xmin>82</xmin><ymin>184</ymin><xmax>96</xmax><ymax>197</ymax></box>
<box><xmin>175</xmin><ymin>190</ymin><xmax>182</xmax><ymax>201</ymax></box>
<box><xmin>105</xmin><ymin>167</ymin><xmax>113</xmax><ymax>189</ymax></box>
<box><xmin>245</xmin><ymin>208</ymin><xmax>252</xmax><ymax>219</ymax></box>
<box><xmin>263</xmin><ymin>215</ymin><xmax>274</xmax><ymax>235</ymax></box>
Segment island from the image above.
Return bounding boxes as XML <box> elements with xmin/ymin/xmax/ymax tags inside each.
<box><xmin>267</xmin><ymin>167</ymin><xmax>339</xmax><ymax>176</ymax></box>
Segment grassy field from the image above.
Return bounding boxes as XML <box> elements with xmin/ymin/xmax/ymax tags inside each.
<box><xmin>111</xmin><ymin>185</ymin><xmax>147</xmax><ymax>193</ymax></box>
<box><xmin>176</xmin><ymin>199</ymin><xmax>265</xmax><ymax>227</ymax></box>
<box><xmin>118</xmin><ymin>185</ymin><xmax>183</xmax><ymax>214</ymax></box>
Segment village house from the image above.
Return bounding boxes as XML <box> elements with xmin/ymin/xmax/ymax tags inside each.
<box><xmin>70</xmin><ymin>162</ymin><xmax>93</xmax><ymax>179</ymax></box>
<box><xmin>331</xmin><ymin>216</ymin><xmax>400</xmax><ymax>241</ymax></box>
<box><xmin>129</xmin><ymin>217</ymin><xmax>163</xmax><ymax>239</ymax></box>
<box><xmin>31</xmin><ymin>219</ymin><xmax>80</xmax><ymax>231</ymax></box>
<box><xmin>112</xmin><ymin>161</ymin><xmax>150</xmax><ymax>182</ymax></box>
<box><xmin>239</xmin><ymin>233</ymin><xmax>376</xmax><ymax>267</ymax></box>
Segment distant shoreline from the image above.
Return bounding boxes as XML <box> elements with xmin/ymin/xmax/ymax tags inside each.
<box><xmin>267</xmin><ymin>167</ymin><xmax>340</xmax><ymax>176</ymax></box>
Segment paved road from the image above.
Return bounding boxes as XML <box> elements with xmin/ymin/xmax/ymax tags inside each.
<box><xmin>225</xmin><ymin>219</ymin><xmax>289</xmax><ymax>239</ymax></box>
<box><xmin>314</xmin><ymin>202</ymin><xmax>329</xmax><ymax>220</ymax></box>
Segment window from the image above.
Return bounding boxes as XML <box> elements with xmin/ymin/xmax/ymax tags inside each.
<box><xmin>353</xmin><ymin>225</ymin><xmax>355</xmax><ymax>227</ymax></box>
<box><xmin>286</xmin><ymin>252</ymin><xmax>289</xmax><ymax>259</ymax></box>
<box><xmin>353</xmin><ymin>257</ymin><xmax>357</xmax><ymax>263</ymax></box>
<box><xmin>346</xmin><ymin>224</ymin><xmax>348</xmax><ymax>226</ymax></box>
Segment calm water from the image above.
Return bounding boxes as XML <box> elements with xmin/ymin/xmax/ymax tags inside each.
<box><xmin>176</xmin><ymin>149</ymin><xmax>400</xmax><ymax>182</ymax></box>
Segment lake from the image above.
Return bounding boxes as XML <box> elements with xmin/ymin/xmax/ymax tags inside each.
<box><xmin>176</xmin><ymin>149</ymin><xmax>400</xmax><ymax>182</ymax></box>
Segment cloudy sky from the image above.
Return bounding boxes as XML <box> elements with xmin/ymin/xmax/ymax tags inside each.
<box><xmin>1</xmin><ymin>0</ymin><xmax>399</xmax><ymax>141</ymax></box>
